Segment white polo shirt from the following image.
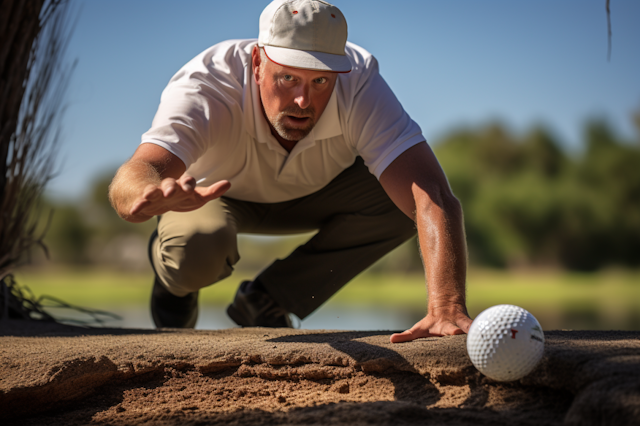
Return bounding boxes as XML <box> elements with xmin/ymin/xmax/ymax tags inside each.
<box><xmin>141</xmin><ymin>39</ymin><xmax>425</xmax><ymax>203</ymax></box>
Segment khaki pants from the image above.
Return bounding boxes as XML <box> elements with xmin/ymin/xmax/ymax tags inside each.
<box><xmin>150</xmin><ymin>157</ymin><xmax>416</xmax><ymax>319</ymax></box>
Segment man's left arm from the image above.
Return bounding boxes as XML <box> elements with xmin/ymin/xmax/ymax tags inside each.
<box><xmin>379</xmin><ymin>141</ymin><xmax>473</xmax><ymax>343</ymax></box>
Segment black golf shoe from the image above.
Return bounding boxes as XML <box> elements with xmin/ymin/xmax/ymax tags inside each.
<box><xmin>150</xmin><ymin>277</ymin><xmax>199</xmax><ymax>328</ymax></box>
<box><xmin>227</xmin><ymin>280</ymin><xmax>293</xmax><ymax>328</ymax></box>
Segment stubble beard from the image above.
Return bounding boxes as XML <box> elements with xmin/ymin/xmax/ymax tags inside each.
<box><xmin>268</xmin><ymin>105</ymin><xmax>316</xmax><ymax>142</ymax></box>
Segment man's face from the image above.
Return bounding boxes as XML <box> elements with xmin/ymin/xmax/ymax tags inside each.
<box><xmin>253</xmin><ymin>47</ymin><xmax>338</xmax><ymax>145</ymax></box>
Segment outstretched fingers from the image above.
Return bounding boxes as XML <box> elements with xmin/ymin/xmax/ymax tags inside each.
<box><xmin>128</xmin><ymin>178</ymin><xmax>231</xmax><ymax>219</ymax></box>
<box><xmin>178</xmin><ymin>175</ymin><xmax>197</xmax><ymax>193</ymax></box>
<box><xmin>161</xmin><ymin>177</ymin><xmax>181</xmax><ymax>197</ymax></box>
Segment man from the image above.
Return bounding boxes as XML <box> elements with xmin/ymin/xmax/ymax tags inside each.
<box><xmin>109</xmin><ymin>0</ymin><xmax>472</xmax><ymax>342</ymax></box>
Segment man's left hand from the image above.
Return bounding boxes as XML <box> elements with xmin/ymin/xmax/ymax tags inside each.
<box><xmin>389</xmin><ymin>303</ymin><xmax>472</xmax><ymax>343</ymax></box>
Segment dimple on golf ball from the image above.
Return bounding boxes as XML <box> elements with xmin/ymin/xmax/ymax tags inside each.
<box><xmin>466</xmin><ymin>304</ymin><xmax>545</xmax><ymax>381</ymax></box>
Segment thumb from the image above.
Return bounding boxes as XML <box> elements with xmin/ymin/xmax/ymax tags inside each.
<box><xmin>459</xmin><ymin>316</ymin><xmax>473</xmax><ymax>334</ymax></box>
<box><xmin>198</xmin><ymin>180</ymin><xmax>231</xmax><ymax>200</ymax></box>
<box><xmin>390</xmin><ymin>330</ymin><xmax>416</xmax><ymax>344</ymax></box>
<box><xmin>390</xmin><ymin>327</ymin><xmax>440</xmax><ymax>343</ymax></box>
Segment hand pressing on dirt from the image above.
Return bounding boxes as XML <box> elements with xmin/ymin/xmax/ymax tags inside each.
<box><xmin>390</xmin><ymin>303</ymin><xmax>472</xmax><ymax>343</ymax></box>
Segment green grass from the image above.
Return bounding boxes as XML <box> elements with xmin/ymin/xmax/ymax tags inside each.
<box><xmin>11</xmin><ymin>268</ymin><xmax>248</xmax><ymax>307</ymax></box>
<box><xmin>11</xmin><ymin>267</ymin><xmax>640</xmax><ymax>330</ymax></box>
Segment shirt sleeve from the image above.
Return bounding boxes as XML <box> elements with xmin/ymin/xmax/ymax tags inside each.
<box><xmin>141</xmin><ymin>45</ymin><xmax>245</xmax><ymax>170</ymax></box>
<box><xmin>342</xmin><ymin>51</ymin><xmax>425</xmax><ymax>179</ymax></box>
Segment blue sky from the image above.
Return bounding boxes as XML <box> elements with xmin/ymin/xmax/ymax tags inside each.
<box><xmin>49</xmin><ymin>0</ymin><xmax>640</xmax><ymax>200</ymax></box>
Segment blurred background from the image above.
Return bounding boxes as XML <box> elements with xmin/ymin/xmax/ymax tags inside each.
<box><xmin>15</xmin><ymin>0</ymin><xmax>640</xmax><ymax>331</ymax></box>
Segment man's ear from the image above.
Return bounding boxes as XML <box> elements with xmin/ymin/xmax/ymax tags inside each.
<box><xmin>252</xmin><ymin>46</ymin><xmax>262</xmax><ymax>85</ymax></box>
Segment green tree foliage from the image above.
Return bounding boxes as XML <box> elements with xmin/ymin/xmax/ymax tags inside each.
<box><xmin>41</xmin><ymin>201</ymin><xmax>91</xmax><ymax>264</ymax></box>
<box><xmin>434</xmin><ymin>117</ymin><xmax>640</xmax><ymax>271</ymax></box>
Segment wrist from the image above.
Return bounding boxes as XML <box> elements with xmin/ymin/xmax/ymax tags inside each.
<box><xmin>427</xmin><ymin>300</ymin><xmax>468</xmax><ymax>315</ymax></box>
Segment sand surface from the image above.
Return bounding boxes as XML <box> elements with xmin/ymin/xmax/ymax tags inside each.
<box><xmin>1</xmin><ymin>320</ymin><xmax>639</xmax><ymax>425</ymax></box>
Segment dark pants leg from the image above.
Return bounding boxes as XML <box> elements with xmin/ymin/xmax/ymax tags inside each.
<box><xmin>244</xmin><ymin>158</ymin><xmax>416</xmax><ymax>319</ymax></box>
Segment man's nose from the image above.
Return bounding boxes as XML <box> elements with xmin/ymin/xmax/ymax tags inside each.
<box><xmin>293</xmin><ymin>84</ymin><xmax>311</xmax><ymax>110</ymax></box>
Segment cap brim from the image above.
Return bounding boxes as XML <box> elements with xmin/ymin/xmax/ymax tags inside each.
<box><xmin>263</xmin><ymin>45</ymin><xmax>352</xmax><ymax>73</ymax></box>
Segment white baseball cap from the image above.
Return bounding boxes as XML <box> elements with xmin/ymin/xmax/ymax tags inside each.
<box><xmin>258</xmin><ymin>0</ymin><xmax>352</xmax><ymax>73</ymax></box>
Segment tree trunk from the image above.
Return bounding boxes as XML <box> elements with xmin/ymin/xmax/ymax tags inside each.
<box><xmin>0</xmin><ymin>0</ymin><xmax>47</xmax><ymax>198</ymax></box>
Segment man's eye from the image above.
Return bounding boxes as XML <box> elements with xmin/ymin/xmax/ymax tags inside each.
<box><xmin>314</xmin><ymin>77</ymin><xmax>327</xmax><ymax>84</ymax></box>
<box><xmin>283</xmin><ymin>75</ymin><xmax>293</xmax><ymax>81</ymax></box>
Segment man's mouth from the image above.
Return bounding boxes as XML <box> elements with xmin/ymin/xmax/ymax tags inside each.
<box><xmin>285</xmin><ymin>115</ymin><xmax>311</xmax><ymax>126</ymax></box>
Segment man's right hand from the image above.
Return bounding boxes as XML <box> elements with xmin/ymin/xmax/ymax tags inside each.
<box><xmin>128</xmin><ymin>175</ymin><xmax>231</xmax><ymax>222</ymax></box>
<box><xmin>109</xmin><ymin>144</ymin><xmax>232</xmax><ymax>223</ymax></box>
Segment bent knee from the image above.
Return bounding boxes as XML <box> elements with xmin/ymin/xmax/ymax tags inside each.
<box><xmin>156</xmin><ymin>227</ymin><xmax>239</xmax><ymax>294</ymax></box>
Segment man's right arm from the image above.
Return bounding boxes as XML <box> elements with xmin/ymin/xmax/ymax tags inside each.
<box><xmin>109</xmin><ymin>143</ymin><xmax>230</xmax><ymax>223</ymax></box>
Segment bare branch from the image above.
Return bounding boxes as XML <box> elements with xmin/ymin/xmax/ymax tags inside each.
<box><xmin>606</xmin><ymin>0</ymin><xmax>612</xmax><ymax>61</ymax></box>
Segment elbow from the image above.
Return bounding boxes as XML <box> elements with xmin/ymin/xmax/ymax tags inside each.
<box><xmin>412</xmin><ymin>182</ymin><xmax>463</xmax><ymax>220</ymax></box>
<box><xmin>107</xmin><ymin>176</ymin><xmax>127</xmax><ymax>220</ymax></box>
<box><xmin>412</xmin><ymin>184</ymin><xmax>462</xmax><ymax>212</ymax></box>
<box><xmin>108</xmin><ymin>172</ymin><xmax>138</xmax><ymax>223</ymax></box>
<box><xmin>443</xmin><ymin>190</ymin><xmax>463</xmax><ymax>219</ymax></box>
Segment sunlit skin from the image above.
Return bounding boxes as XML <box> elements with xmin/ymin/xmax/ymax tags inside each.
<box><xmin>252</xmin><ymin>46</ymin><xmax>338</xmax><ymax>152</ymax></box>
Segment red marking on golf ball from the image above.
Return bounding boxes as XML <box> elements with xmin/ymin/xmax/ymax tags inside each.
<box><xmin>331</xmin><ymin>14</ymin><xmax>336</xmax><ymax>18</ymax></box>
<box><xmin>510</xmin><ymin>329</ymin><xmax>518</xmax><ymax>339</ymax></box>
<box><xmin>293</xmin><ymin>11</ymin><xmax>298</xmax><ymax>14</ymax></box>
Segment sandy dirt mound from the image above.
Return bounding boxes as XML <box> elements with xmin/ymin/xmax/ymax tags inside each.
<box><xmin>1</xmin><ymin>320</ymin><xmax>639</xmax><ymax>425</ymax></box>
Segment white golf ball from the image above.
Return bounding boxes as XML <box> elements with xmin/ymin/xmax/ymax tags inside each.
<box><xmin>466</xmin><ymin>304</ymin><xmax>545</xmax><ymax>381</ymax></box>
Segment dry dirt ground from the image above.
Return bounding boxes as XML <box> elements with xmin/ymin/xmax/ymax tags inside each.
<box><xmin>1</xmin><ymin>320</ymin><xmax>639</xmax><ymax>425</ymax></box>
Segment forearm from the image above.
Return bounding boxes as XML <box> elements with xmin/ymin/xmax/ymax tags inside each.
<box><xmin>109</xmin><ymin>159</ymin><xmax>162</xmax><ymax>222</ymax></box>
<box><xmin>415</xmin><ymin>188</ymin><xmax>468</xmax><ymax>312</ymax></box>
<box><xmin>380</xmin><ymin>143</ymin><xmax>472</xmax><ymax>341</ymax></box>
